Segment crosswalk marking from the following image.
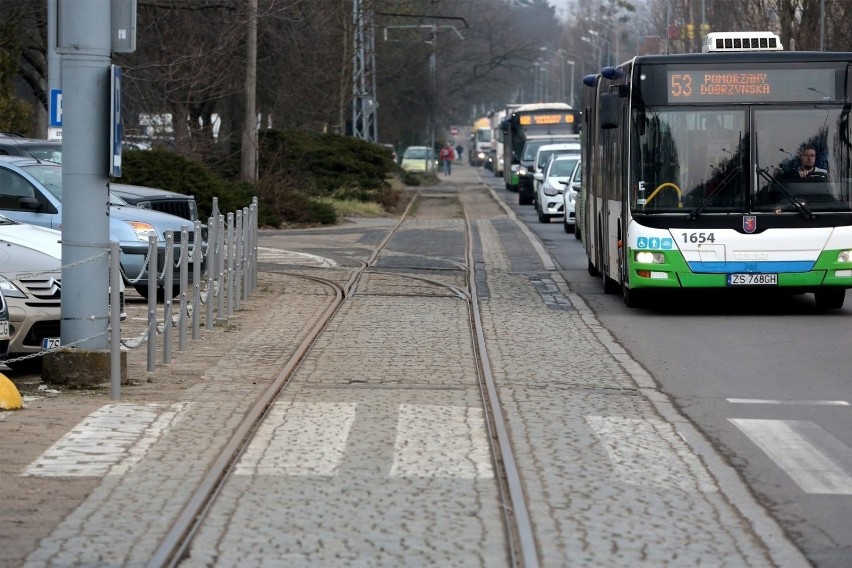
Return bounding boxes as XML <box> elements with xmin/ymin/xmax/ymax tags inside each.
<box><xmin>22</xmin><ymin>403</ymin><xmax>187</xmax><ymax>477</ymax></box>
<box><xmin>257</xmin><ymin>247</ymin><xmax>338</xmax><ymax>268</ymax></box>
<box><xmin>730</xmin><ymin>418</ymin><xmax>852</xmax><ymax>494</ymax></box>
<box><xmin>235</xmin><ymin>401</ymin><xmax>356</xmax><ymax>476</ymax></box>
<box><xmin>585</xmin><ymin>415</ymin><xmax>718</xmax><ymax>492</ymax></box>
<box><xmin>390</xmin><ymin>404</ymin><xmax>493</xmax><ymax>479</ymax></box>
<box><xmin>727</xmin><ymin>398</ymin><xmax>849</xmax><ymax>406</ymax></box>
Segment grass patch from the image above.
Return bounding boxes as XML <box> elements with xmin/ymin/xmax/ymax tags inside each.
<box><xmin>321</xmin><ymin>198</ymin><xmax>388</xmax><ymax>217</ymax></box>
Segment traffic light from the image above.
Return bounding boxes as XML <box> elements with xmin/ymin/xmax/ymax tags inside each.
<box><xmin>686</xmin><ymin>23</ymin><xmax>695</xmax><ymax>40</ymax></box>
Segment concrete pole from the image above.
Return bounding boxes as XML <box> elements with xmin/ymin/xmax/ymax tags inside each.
<box><xmin>57</xmin><ymin>0</ymin><xmax>111</xmax><ymax>350</ymax></box>
<box><xmin>241</xmin><ymin>0</ymin><xmax>258</xmax><ymax>181</ymax></box>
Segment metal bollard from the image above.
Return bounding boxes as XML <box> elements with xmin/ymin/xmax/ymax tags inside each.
<box><xmin>163</xmin><ymin>232</ymin><xmax>174</xmax><ymax>364</ymax></box>
<box><xmin>147</xmin><ymin>235</ymin><xmax>158</xmax><ymax>374</ymax></box>
<box><xmin>226</xmin><ymin>212</ymin><xmax>235</xmax><ymax>319</ymax></box>
<box><xmin>216</xmin><ymin>214</ymin><xmax>225</xmax><ymax>321</ymax></box>
<box><xmin>192</xmin><ymin>221</ymin><xmax>202</xmax><ymax>340</ymax></box>
<box><xmin>235</xmin><ymin>210</ymin><xmax>243</xmax><ymax>310</ymax></box>
<box><xmin>178</xmin><ymin>226</ymin><xmax>189</xmax><ymax>351</ymax></box>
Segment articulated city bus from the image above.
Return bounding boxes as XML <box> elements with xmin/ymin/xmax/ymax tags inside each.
<box><xmin>580</xmin><ymin>31</ymin><xmax>852</xmax><ymax>309</ymax></box>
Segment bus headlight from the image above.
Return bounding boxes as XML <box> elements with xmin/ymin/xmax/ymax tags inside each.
<box><xmin>838</xmin><ymin>250</ymin><xmax>852</xmax><ymax>263</ymax></box>
<box><xmin>635</xmin><ymin>251</ymin><xmax>666</xmax><ymax>264</ymax></box>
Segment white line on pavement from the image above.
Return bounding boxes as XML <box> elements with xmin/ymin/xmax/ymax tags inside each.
<box><xmin>390</xmin><ymin>404</ymin><xmax>494</xmax><ymax>479</ymax></box>
<box><xmin>234</xmin><ymin>401</ymin><xmax>356</xmax><ymax>476</ymax></box>
<box><xmin>727</xmin><ymin>398</ymin><xmax>849</xmax><ymax>406</ymax></box>
<box><xmin>22</xmin><ymin>403</ymin><xmax>187</xmax><ymax>477</ymax></box>
<box><xmin>585</xmin><ymin>415</ymin><xmax>719</xmax><ymax>492</ymax></box>
<box><xmin>730</xmin><ymin>418</ymin><xmax>852</xmax><ymax>494</ymax></box>
<box><xmin>256</xmin><ymin>247</ymin><xmax>338</xmax><ymax>268</ymax></box>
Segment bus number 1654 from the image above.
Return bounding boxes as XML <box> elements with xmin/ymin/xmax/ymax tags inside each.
<box><xmin>681</xmin><ymin>232</ymin><xmax>716</xmax><ymax>244</ymax></box>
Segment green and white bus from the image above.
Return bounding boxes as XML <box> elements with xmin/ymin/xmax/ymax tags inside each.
<box><xmin>580</xmin><ymin>31</ymin><xmax>852</xmax><ymax>309</ymax></box>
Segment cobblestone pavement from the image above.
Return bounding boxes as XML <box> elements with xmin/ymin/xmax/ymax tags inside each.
<box><xmin>0</xmin><ymin>164</ymin><xmax>809</xmax><ymax>567</ymax></box>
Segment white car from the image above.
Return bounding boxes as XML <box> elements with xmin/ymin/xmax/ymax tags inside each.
<box><xmin>531</xmin><ymin>141</ymin><xmax>580</xmax><ymax>195</ymax></box>
<box><xmin>562</xmin><ymin>162</ymin><xmax>582</xmax><ymax>234</ymax></box>
<box><xmin>0</xmin><ymin>215</ymin><xmax>125</xmax><ymax>369</ymax></box>
<box><xmin>533</xmin><ymin>154</ymin><xmax>580</xmax><ymax>224</ymax></box>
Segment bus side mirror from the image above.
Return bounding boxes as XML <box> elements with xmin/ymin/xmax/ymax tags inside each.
<box><xmin>600</xmin><ymin>93</ymin><xmax>619</xmax><ymax>129</ymax></box>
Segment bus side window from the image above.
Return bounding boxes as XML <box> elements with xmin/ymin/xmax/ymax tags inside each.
<box><xmin>601</xmin><ymin>93</ymin><xmax>619</xmax><ymax>129</ymax></box>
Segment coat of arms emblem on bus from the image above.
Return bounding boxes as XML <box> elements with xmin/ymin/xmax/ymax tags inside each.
<box><xmin>743</xmin><ymin>215</ymin><xmax>757</xmax><ymax>233</ymax></box>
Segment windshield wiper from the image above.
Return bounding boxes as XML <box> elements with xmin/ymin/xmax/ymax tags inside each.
<box><xmin>756</xmin><ymin>166</ymin><xmax>814</xmax><ymax>219</ymax></box>
<box><xmin>686</xmin><ymin>166</ymin><xmax>742</xmax><ymax>220</ymax></box>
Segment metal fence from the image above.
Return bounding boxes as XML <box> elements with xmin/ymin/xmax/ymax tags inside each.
<box><xmin>2</xmin><ymin>196</ymin><xmax>259</xmax><ymax>401</ymax></box>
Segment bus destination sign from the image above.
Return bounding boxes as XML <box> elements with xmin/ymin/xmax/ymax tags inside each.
<box><xmin>667</xmin><ymin>69</ymin><xmax>837</xmax><ymax>103</ymax></box>
<box><xmin>519</xmin><ymin>113</ymin><xmax>576</xmax><ymax>126</ymax></box>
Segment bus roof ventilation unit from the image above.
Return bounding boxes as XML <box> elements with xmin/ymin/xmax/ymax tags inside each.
<box><xmin>702</xmin><ymin>32</ymin><xmax>783</xmax><ymax>53</ymax></box>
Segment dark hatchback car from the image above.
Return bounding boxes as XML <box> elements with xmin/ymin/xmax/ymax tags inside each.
<box><xmin>110</xmin><ymin>183</ymin><xmax>200</xmax><ymax>226</ymax></box>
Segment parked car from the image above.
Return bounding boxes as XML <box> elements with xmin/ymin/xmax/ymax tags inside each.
<box><xmin>0</xmin><ymin>134</ymin><xmax>62</xmax><ymax>163</ymax></box>
<box><xmin>0</xmin><ymin>288</ymin><xmax>9</xmax><ymax>361</ymax></box>
<box><xmin>0</xmin><ymin>241</ymin><xmax>61</xmax><ymax>367</ymax></box>
<box><xmin>0</xmin><ymin>156</ymin><xmax>200</xmax><ymax>299</ymax></box>
<box><xmin>0</xmin><ymin>214</ymin><xmax>126</xmax><ymax>368</ymax></box>
<box><xmin>533</xmin><ymin>153</ymin><xmax>580</xmax><ymax>224</ymax></box>
<box><xmin>110</xmin><ymin>183</ymin><xmax>199</xmax><ymax>226</ymax></box>
<box><xmin>400</xmin><ymin>146</ymin><xmax>435</xmax><ymax>173</ymax></box>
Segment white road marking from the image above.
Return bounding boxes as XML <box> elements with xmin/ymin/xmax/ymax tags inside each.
<box><xmin>234</xmin><ymin>402</ymin><xmax>356</xmax><ymax>476</ymax></box>
<box><xmin>585</xmin><ymin>415</ymin><xmax>718</xmax><ymax>492</ymax></box>
<box><xmin>730</xmin><ymin>418</ymin><xmax>852</xmax><ymax>494</ymax></box>
<box><xmin>22</xmin><ymin>403</ymin><xmax>187</xmax><ymax>477</ymax></box>
<box><xmin>727</xmin><ymin>398</ymin><xmax>849</xmax><ymax>406</ymax></box>
<box><xmin>257</xmin><ymin>247</ymin><xmax>337</xmax><ymax>268</ymax></box>
<box><xmin>390</xmin><ymin>404</ymin><xmax>493</xmax><ymax>479</ymax></box>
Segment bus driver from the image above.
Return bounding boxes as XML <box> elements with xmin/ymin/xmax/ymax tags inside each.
<box><xmin>792</xmin><ymin>144</ymin><xmax>828</xmax><ymax>180</ymax></box>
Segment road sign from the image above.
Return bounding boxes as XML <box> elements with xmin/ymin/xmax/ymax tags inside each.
<box><xmin>110</xmin><ymin>65</ymin><xmax>122</xmax><ymax>177</ymax></box>
<box><xmin>49</xmin><ymin>89</ymin><xmax>62</xmax><ymax>127</ymax></box>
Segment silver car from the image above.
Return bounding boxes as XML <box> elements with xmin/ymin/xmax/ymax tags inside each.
<box><xmin>0</xmin><ymin>156</ymin><xmax>200</xmax><ymax>299</ymax></box>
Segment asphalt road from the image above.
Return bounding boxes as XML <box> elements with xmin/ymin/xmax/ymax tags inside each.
<box><xmin>481</xmin><ymin>170</ymin><xmax>852</xmax><ymax>568</ymax></box>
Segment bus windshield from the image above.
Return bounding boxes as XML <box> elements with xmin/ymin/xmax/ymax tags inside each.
<box><xmin>631</xmin><ymin>105</ymin><xmax>852</xmax><ymax>214</ymax></box>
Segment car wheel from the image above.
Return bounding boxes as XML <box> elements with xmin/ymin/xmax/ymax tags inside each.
<box><xmin>537</xmin><ymin>204</ymin><xmax>549</xmax><ymax>223</ymax></box>
<box><xmin>814</xmin><ymin>288</ymin><xmax>845</xmax><ymax>309</ymax></box>
<box><xmin>574</xmin><ymin>226</ymin><xmax>581</xmax><ymax>240</ymax></box>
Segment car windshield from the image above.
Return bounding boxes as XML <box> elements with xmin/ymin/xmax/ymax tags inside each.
<box><xmin>404</xmin><ymin>148</ymin><xmax>429</xmax><ymax>159</ymax></box>
<box><xmin>522</xmin><ymin>141</ymin><xmax>550</xmax><ymax>161</ymax></box>
<box><xmin>18</xmin><ymin>162</ymin><xmax>128</xmax><ymax>205</ymax></box>
<box><xmin>549</xmin><ymin>158</ymin><xmax>578</xmax><ymax>178</ymax></box>
<box><xmin>19</xmin><ymin>163</ymin><xmax>63</xmax><ymax>199</ymax></box>
<box><xmin>25</xmin><ymin>146</ymin><xmax>62</xmax><ymax>164</ymax></box>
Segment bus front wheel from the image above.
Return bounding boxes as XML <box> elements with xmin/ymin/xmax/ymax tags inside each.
<box><xmin>814</xmin><ymin>288</ymin><xmax>845</xmax><ymax>309</ymax></box>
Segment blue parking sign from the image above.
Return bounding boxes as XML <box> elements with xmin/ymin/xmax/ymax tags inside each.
<box><xmin>49</xmin><ymin>89</ymin><xmax>62</xmax><ymax>127</ymax></box>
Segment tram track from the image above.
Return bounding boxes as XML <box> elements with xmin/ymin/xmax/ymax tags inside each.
<box><xmin>147</xmin><ymin>187</ymin><xmax>540</xmax><ymax>567</ymax></box>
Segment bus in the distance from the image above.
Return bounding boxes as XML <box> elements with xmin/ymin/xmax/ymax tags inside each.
<box><xmin>502</xmin><ymin>103</ymin><xmax>582</xmax><ymax>194</ymax></box>
<box><xmin>580</xmin><ymin>31</ymin><xmax>852</xmax><ymax>309</ymax></box>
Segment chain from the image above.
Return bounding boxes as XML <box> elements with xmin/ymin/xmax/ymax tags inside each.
<box><xmin>2</xmin><ymin>330</ymin><xmax>110</xmax><ymax>365</ymax></box>
<box><xmin>123</xmin><ymin>240</ymin><xmax>156</xmax><ymax>284</ymax></box>
<box><xmin>16</xmin><ymin>250</ymin><xmax>110</xmax><ymax>281</ymax></box>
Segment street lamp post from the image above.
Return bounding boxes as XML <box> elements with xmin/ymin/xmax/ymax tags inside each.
<box><xmin>539</xmin><ymin>47</ymin><xmax>566</xmax><ymax>102</ymax></box>
<box><xmin>587</xmin><ymin>30</ymin><xmax>611</xmax><ymax>67</ymax></box>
